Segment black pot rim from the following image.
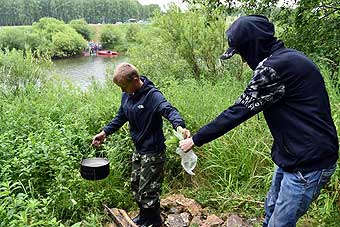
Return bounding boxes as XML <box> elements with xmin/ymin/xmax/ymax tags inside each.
<box><xmin>80</xmin><ymin>157</ymin><xmax>110</xmax><ymax>180</ymax></box>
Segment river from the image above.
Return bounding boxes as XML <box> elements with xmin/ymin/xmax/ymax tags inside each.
<box><xmin>52</xmin><ymin>55</ymin><xmax>128</xmax><ymax>90</ymax></box>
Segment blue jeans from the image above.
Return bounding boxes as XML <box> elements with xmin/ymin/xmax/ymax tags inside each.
<box><xmin>263</xmin><ymin>163</ymin><xmax>337</xmax><ymax>227</ymax></box>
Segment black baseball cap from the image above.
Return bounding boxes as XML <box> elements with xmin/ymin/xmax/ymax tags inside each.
<box><xmin>220</xmin><ymin>46</ymin><xmax>237</xmax><ymax>60</ymax></box>
<box><xmin>220</xmin><ymin>35</ymin><xmax>237</xmax><ymax>60</ymax></box>
<box><xmin>219</xmin><ymin>15</ymin><xmax>275</xmax><ymax>62</ymax></box>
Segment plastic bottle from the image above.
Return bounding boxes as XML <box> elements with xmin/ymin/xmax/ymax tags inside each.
<box><xmin>174</xmin><ymin>130</ymin><xmax>198</xmax><ymax>176</ymax></box>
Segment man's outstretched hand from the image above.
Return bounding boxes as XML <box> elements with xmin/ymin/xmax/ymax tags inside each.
<box><xmin>92</xmin><ymin>131</ymin><xmax>106</xmax><ymax>147</ymax></box>
<box><xmin>179</xmin><ymin>137</ymin><xmax>195</xmax><ymax>152</ymax></box>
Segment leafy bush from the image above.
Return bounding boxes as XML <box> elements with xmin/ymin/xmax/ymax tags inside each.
<box><xmin>184</xmin><ymin>0</ymin><xmax>340</xmax><ymax>88</ymax></box>
<box><xmin>69</xmin><ymin>18</ymin><xmax>93</xmax><ymax>41</ymax></box>
<box><xmin>0</xmin><ymin>28</ymin><xmax>28</xmax><ymax>50</ymax></box>
<box><xmin>0</xmin><ymin>181</ymin><xmax>60</xmax><ymax>227</ymax></box>
<box><xmin>99</xmin><ymin>25</ymin><xmax>125</xmax><ymax>51</ymax></box>
<box><xmin>32</xmin><ymin>17</ymin><xmax>87</xmax><ymax>58</ymax></box>
<box><xmin>0</xmin><ymin>18</ymin><xmax>87</xmax><ymax>58</ymax></box>
<box><xmin>32</xmin><ymin>18</ymin><xmax>67</xmax><ymax>40</ymax></box>
<box><xmin>52</xmin><ymin>32</ymin><xmax>87</xmax><ymax>58</ymax></box>
<box><xmin>125</xmin><ymin>23</ymin><xmax>142</xmax><ymax>42</ymax></box>
<box><xmin>0</xmin><ymin>27</ymin><xmax>46</xmax><ymax>53</ymax></box>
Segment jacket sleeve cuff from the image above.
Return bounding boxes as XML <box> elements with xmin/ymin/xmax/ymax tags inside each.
<box><xmin>174</xmin><ymin>122</ymin><xmax>186</xmax><ymax>130</ymax></box>
<box><xmin>103</xmin><ymin>127</ymin><xmax>112</xmax><ymax>136</ymax></box>
<box><xmin>192</xmin><ymin>134</ymin><xmax>203</xmax><ymax>147</ymax></box>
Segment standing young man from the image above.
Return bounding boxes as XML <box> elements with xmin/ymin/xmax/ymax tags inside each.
<box><xmin>93</xmin><ymin>63</ymin><xmax>190</xmax><ymax>227</ymax></box>
<box><xmin>180</xmin><ymin>15</ymin><xmax>338</xmax><ymax>227</ymax></box>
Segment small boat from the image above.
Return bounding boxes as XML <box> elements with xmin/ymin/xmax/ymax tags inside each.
<box><xmin>97</xmin><ymin>50</ymin><xmax>118</xmax><ymax>56</ymax></box>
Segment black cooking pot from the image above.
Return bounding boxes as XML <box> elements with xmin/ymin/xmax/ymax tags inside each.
<box><xmin>80</xmin><ymin>157</ymin><xmax>110</xmax><ymax>180</ymax></box>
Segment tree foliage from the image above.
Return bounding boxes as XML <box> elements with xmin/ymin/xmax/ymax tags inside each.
<box><xmin>69</xmin><ymin>18</ymin><xmax>93</xmax><ymax>41</ymax></box>
<box><xmin>0</xmin><ymin>18</ymin><xmax>87</xmax><ymax>58</ymax></box>
<box><xmin>0</xmin><ymin>0</ymin><xmax>160</xmax><ymax>26</ymax></box>
<box><xmin>32</xmin><ymin>17</ymin><xmax>87</xmax><ymax>57</ymax></box>
<box><xmin>126</xmin><ymin>23</ymin><xmax>142</xmax><ymax>43</ymax></box>
<box><xmin>184</xmin><ymin>0</ymin><xmax>340</xmax><ymax>85</ymax></box>
<box><xmin>99</xmin><ymin>24</ymin><xmax>124</xmax><ymax>50</ymax></box>
<box><xmin>128</xmin><ymin>5</ymin><xmax>245</xmax><ymax>81</ymax></box>
<box><xmin>279</xmin><ymin>0</ymin><xmax>340</xmax><ymax>75</ymax></box>
<box><xmin>0</xmin><ymin>28</ymin><xmax>32</xmax><ymax>51</ymax></box>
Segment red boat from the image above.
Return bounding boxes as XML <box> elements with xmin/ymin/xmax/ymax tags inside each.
<box><xmin>97</xmin><ymin>50</ymin><xmax>118</xmax><ymax>56</ymax></box>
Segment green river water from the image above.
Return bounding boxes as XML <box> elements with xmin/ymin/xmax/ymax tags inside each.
<box><xmin>52</xmin><ymin>55</ymin><xmax>128</xmax><ymax>90</ymax></box>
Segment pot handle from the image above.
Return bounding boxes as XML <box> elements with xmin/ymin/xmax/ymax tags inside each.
<box><xmin>84</xmin><ymin>144</ymin><xmax>107</xmax><ymax>159</ymax></box>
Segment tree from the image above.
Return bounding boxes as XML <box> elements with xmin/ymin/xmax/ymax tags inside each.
<box><xmin>0</xmin><ymin>0</ymin><xmax>161</xmax><ymax>26</ymax></box>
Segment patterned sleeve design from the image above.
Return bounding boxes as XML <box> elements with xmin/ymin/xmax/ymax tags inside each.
<box><xmin>192</xmin><ymin>64</ymin><xmax>285</xmax><ymax>147</ymax></box>
<box><xmin>236</xmin><ymin>65</ymin><xmax>285</xmax><ymax>112</ymax></box>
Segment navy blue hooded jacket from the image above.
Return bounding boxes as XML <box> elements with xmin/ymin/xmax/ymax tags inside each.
<box><xmin>192</xmin><ymin>15</ymin><xmax>338</xmax><ymax>172</ymax></box>
<box><xmin>103</xmin><ymin>76</ymin><xmax>186</xmax><ymax>154</ymax></box>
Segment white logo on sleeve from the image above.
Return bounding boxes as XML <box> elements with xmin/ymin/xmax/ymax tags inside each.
<box><xmin>137</xmin><ymin>104</ymin><xmax>144</xmax><ymax>109</ymax></box>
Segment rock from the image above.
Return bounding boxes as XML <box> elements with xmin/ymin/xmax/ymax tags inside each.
<box><xmin>107</xmin><ymin>194</ymin><xmax>255</xmax><ymax>227</ymax></box>
<box><xmin>180</xmin><ymin>212</ymin><xmax>190</xmax><ymax>225</ymax></box>
<box><xmin>168</xmin><ymin>206</ymin><xmax>183</xmax><ymax>214</ymax></box>
<box><xmin>165</xmin><ymin>213</ymin><xmax>190</xmax><ymax>227</ymax></box>
<box><xmin>161</xmin><ymin>196</ymin><xmax>178</xmax><ymax>208</ymax></box>
<box><xmin>225</xmin><ymin>214</ymin><xmax>248</xmax><ymax>227</ymax></box>
<box><xmin>185</xmin><ymin>200</ymin><xmax>202</xmax><ymax>217</ymax></box>
<box><xmin>200</xmin><ymin>214</ymin><xmax>224</xmax><ymax>227</ymax></box>
<box><xmin>190</xmin><ymin>215</ymin><xmax>203</xmax><ymax>226</ymax></box>
<box><xmin>160</xmin><ymin>194</ymin><xmax>202</xmax><ymax>216</ymax></box>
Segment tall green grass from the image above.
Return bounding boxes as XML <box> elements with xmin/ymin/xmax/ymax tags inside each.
<box><xmin>1</xmin><ymin>14</ymin><xmax>339</xmax><ymax>227</ymax></box>
<box><xmin>2</xmin><ymin>65</ymin><xmax>338</xmax><ymax>226</ymax></box>
<box><xmin>0</xmin><ymin>80</ymin><xmax>136</xmax><ymax>226</ymax></box>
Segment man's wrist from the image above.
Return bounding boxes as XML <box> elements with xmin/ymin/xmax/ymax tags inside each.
<box><xmin>101</xmin><ymin>130</ymin><xmax>107</xmax><ymax>137</ymax></box>
<box><xmin>192</xmin><ymin>135</ymin><xmax>200</xmax><ymax>147</ymax></box>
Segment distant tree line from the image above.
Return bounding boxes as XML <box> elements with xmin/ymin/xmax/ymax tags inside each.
<box><xmin>0</xmin><ymin>0</ymin><xmax>160</xmax><ymax>26</ymax></box>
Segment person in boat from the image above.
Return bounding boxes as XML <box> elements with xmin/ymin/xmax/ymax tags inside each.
<box><xmin>179</xmin><ymin>15</ymin><xmax>338</xmax><ymax>227</ymax></box>
<box><xmin>92</xmin><ymin>63</ymin><xmax>190</xmax><ymax>227</ymax></box>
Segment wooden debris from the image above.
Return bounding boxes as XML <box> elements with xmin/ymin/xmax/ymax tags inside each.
<box><xmin>103</xmin><ymin>204</ymin><xmax>138</xmax><ymax>227</ymax></box>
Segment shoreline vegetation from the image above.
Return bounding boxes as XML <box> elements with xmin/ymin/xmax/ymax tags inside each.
<box><xmin>1</xmin><ymin>2</ymin><xmax>339</xmax><ymax>227</ymax></box>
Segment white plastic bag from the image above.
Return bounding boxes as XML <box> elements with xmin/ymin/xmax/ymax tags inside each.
<box><xmin>174</xmin><ymin>130</ymin><xmax>197</xmax><ymax>176</ymax></box>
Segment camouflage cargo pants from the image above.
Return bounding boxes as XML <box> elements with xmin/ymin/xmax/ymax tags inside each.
<box><xmin>131</xmin><ymin>151</ymin><xmax>165</xmax><ymax>208</ymax></box>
